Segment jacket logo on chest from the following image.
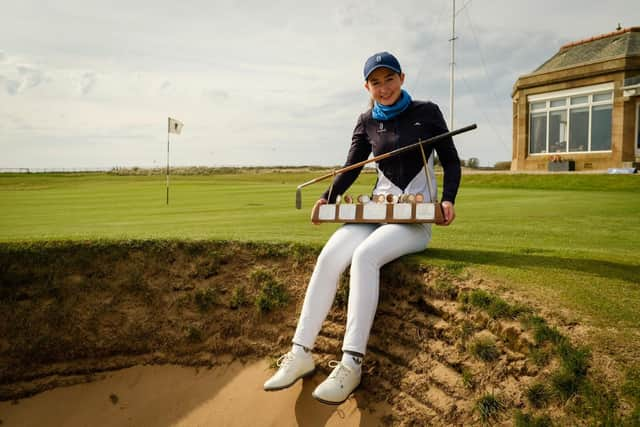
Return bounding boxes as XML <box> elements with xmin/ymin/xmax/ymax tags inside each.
<box><xmin>377</xmin><ymin>122</ymin><xmax>386</xmax><ymax>133</ymax></box>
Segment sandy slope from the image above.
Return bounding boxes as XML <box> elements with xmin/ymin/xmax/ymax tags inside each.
<box><xmin>0</xmin><ymin>359</ymin><xmax>386</xmax><ymax>427</ymax></box>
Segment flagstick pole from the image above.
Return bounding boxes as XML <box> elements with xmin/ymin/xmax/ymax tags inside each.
<box><xmin>166</xmin><ymin>124</ymin><xmax>170</xmax><ymax>205</ymax></box>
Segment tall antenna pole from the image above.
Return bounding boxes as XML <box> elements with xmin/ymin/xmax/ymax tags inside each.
<box><xmin>166</xmin><ymin>119</ymin><xmax>170</xmax><ymax>205</ymax></box>
<box><xmin>449</xmin><ymin>0</ymin><xmax>456</xmax><ymax>129</ymax></box>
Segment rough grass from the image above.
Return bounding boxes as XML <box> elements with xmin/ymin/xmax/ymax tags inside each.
<box><xmin>461</xmin><ymin>286</ymin><xmax>640</xmax><ymax>425</ymax></box>
<box><xmin>461</xmin><ymin>368</ymin><xmax>475</xmax><ymax>390</ymax></box>
<box><xmin>623</xmin><ymin>366</ymin><xmax>640</xmax><ymax>406</ymax></box>
<box><xmin>194</xmin><ymin>287</ymin><xmax>218</xmax><ymax>312</ymax></box>
<box><xmin>521</xmin><ymin>315</ymin><xmax>566</xmax><ymax>347</ymax></box>
<box><xmin>526</xmin><ymin>383</ymin><xmax>551</xmax><ymax>409</ymax></box>
<box><xmin>459</xmin><ymin>289</ymin><xmax>530</xmax><ymax>319</ymax></box>
<box><xmin>229</xmin><ymin>286</ymin><xmax>248</xmax><ymax>309</ymax></box>
<box><xmin>476</xmin><ymin>392</ymin><xmax>504</xmax><ymax>424</ymax></box>
<box><xmin>513</xmin><ymin>410</ymin><xmax>553</xmax><ymax>427</ymax></box>
<box><xmin>469</xmin><ymin>337</ymin><xmax>500</xmax><ymax>362</ymax></box>
<box><xmin>250</xmin><ymin>268</ymin><xmax>289</xmax><ymax>313</ymax></box>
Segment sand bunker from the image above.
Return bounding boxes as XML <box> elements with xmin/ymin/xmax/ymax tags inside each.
<box><xmin>0</xmin><ymin>360</ymin><xmax>386</xmax><ymax>427</ymax></box>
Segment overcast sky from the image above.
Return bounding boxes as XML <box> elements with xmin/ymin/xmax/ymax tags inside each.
<box><xmin>1</xmin><ymin>0</ymin><xmax>639</xmax><ymax>169</ymax></box>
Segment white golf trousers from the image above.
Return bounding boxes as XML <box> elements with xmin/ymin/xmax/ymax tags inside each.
<box><xmin>292</xmin><ymin>222</ymin><xmax>432</xmax><ymax>355</ymax></box>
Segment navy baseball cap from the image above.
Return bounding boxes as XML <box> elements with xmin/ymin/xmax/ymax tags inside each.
<box><xmin>363</xmin><ymin>51</ymin><xmax>402</xmax><ymax>80</ymax></box>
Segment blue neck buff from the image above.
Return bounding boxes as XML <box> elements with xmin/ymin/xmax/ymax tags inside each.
<box><xmin>372</xmin><ymin>89</ymin><xmax>412</xmax><ymax>121</ymax></box>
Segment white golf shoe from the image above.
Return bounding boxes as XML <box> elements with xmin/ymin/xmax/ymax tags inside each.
<box><xmin>263</xmin><ymin>351</ymin><xmax>315</xmax><ymax>391</ymax></box>
<box><xmin>312</xmin><ymin>361</ymin><xmax>361</xmax><ymax>405</ymax></box>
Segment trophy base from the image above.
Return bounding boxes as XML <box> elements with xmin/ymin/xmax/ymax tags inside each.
<box><xmin>313</xmin><ymin>202</ymin><xmax>445</xmax><ymax>224</ymax></box>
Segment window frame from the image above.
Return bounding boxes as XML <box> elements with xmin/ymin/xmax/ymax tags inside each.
<box><xmin>527</xmin><ymin>83</ymin><xmax>614</xmax><ymax>156</ymax></box>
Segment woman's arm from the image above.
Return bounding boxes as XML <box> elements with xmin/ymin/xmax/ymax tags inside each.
<box><xmin>430</xmin><ymin>106</ymin><xmax>461</xmax><ymax>205</ymax></box>
<box><xmin>430</xmin><ymin>105</ymin><xmax>461</xmax><ymax>225</ymax></box>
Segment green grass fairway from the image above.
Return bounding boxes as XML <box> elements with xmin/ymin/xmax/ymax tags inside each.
<box><xmin>1</xmin><ymin>171</ymin><xmax>639</xmax><ymax>361</ymax></box>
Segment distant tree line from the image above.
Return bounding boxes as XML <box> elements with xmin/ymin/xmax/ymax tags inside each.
<box><xmin>433</xmin><ymin>156</ymin><xmax>511</xmax><ymax>170</ymax></box>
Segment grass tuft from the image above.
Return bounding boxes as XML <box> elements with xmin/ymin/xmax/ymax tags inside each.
<box><xmin>526</xmin><ymin>383</ymin><xmax>551</xmax><ymax>409</ymax></box>
<box><xmin>528</xmin><ymin>346</ymin><xmax>551</xmax><ymax>367</ymax></box>
<box><xmin>551</xmin><ymin>369</ymin><xmax>582</xmax><ymax>400</ymax></box>
<box><xmin>574</xmin><ymin>380</ymin><xmax>622</xmax><ymax>426</ymax></box>
<box><xmin>468</xmin><ymin>289</ymin><xmax>493</xmax><ymax>309</ymax></box>
<box><xmin>252</xmin><ymin>268</ymin><xmax>289</xmax><ymax>313</ymax></box>
<box><xmin>432</xmin><ymin>279</ymin><xmax>459</xmax><ymax>300</ymax></box>
<box><xmin>458</xmin><ymin>320</ymin><xmax>475</xmax><ymax>343</ymax></box>
<box><xmin>442</xmin><ymin>262</ymin><xmax>467</xmax><ymax>275</ymax></box>
<box><xmin>229</xmin><ymin>286</ymin><xmax>248</xmax><ymax>309</ymax></box>
<box><xmin>622</xmin><ymin>366</ymin><xmax>640</xmax><ymax>404</ymax></box>
<box><xmin>476</xmin><ymin>392</ymin><xmax>505</xmax><ymax>424</ymax></box>
<box><xmin>462</xmin><ymin>289</ymin><xmax>530</xmax><ymax>319</ymax></box>
<box><xmin>549</xmin><ymin>342</ymin><xmax>591</xmax><ymax>402</ymax></box>
<box><xmin>288</xmin><ymin>243</ymin><xmax>317</xmax><ymax>264</ymax></box>
<box><xmin>557</xmin><ymin>342</ymin><xmax>590</xmax><ymax>377</ymax></box>
<box><xmin>513</xmin><ymin>410</ymin><xmax>553</xmax><ymax>427</ymax></box>
<box><xmin>250</xmin><ymin>268</ymin><xmax>274</xmax><ymax>285</ymax></box>
<box><xmin>198</xmin><ymin>249</ymin><xmax>228</xmax><ymax>278</ymax></box>
<box><xmin>461</xmin><ymin>368</ymin><xmax>475</xmax><ymax>389</ymax></box>
<box><xmin>533</xmin><ymin>324</ymin><xmax>566</xmax><ymax>347</ymax></box>
<box><xmin>186</xmin><ymin>325</ymin><xmax>203</xmax><ymax>342</ymax></box>
<box><xmin>629</xmin><ymin>407</ymin><xmax>640</xmax><ymax>426</ymax></box>
<box><xmin>246</xmin><ymin>242</ymin><xmax>287</xmax><ymax>258</ymax></box>
<box><xmin>469</xmin><ymin>336</ymin><xmax>500</xmax><ymax>362</ymax></box>
<box><xmin>521</xmin><ymin>315</ymin><xmax>566</xmax><ymax>346</ymax></box>
<box><xmin>194</xmin><ymin>287</ymin><xmax>217</xmax><ymax>312</ymax></box>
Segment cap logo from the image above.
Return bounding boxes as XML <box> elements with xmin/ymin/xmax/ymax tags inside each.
<box><xmin>376</xmin><ymin>55</ymin><xmax>382</xmax><ymax>62</ymax></box>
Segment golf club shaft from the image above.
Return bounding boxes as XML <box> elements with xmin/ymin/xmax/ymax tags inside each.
<box><xmin>296</xmin><ymin>123</ymin><xmax>476</xmax><ymax>193</ymax></box>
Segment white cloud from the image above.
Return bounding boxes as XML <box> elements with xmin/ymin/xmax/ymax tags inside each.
<box><xmin>1</xmin><ymin>0</ymin><xmax>639</xmax><ymax>168</ymax></box>
<box><xmin>77</xmin><ymin>72</ymin><xmax>97</xmax><ymax>95</ymax></box>
<box><xmin>0</xmin><ymin>53</ymin><xmax>48</xmax><ymax>95</ymax></box>
<box><xmin>202</xmin><ymin>89</ymin><xmax>230</xmax><ymax>102</ymax></box>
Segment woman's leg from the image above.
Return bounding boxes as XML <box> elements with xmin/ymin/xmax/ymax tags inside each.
<box><xmin>342</xmin><ymin>223</ymin><xmax>432</xmax><ymax>355</ymax></box>
<box><xmin>292</xmin><ymin>223</ymin><xmax>379</xmax><ymax>349</ymax></box>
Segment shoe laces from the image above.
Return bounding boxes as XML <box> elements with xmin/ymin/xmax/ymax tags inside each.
<box><xmin>328</xmin><ymin>360</ymin><xmax>353</xmax><ymax>382</ymax></box>
<box><xmin>276</xmin><ymin>352</ymin><xmax>296</xmax><ymax>369</ymax></box>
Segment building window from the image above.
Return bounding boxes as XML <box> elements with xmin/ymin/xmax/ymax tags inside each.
<box><xmin>591</xmin><ymin>104</ymin><xmax>613</xmax><ymax>151</ymax></box>
<box><xmin>528</xmin><ymin>84</ymin><xmax>613</xmax><ymax>154</ymax></box>
<box><xmin>530</xmin><ymin>112</ymin><xmax>547</xmax><ymax>154</ymax></box>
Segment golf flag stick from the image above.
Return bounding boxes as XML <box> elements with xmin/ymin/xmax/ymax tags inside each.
<box><xmin>295</xmin><ymin>123</ymin><xmax>477</xmax><ymax>209</ymax></box>
<box><xmin>166</xmin><ymin>117</ymin><xmax>184</xmax><ymax>205</ymax></box>
<box><xmin>166</xmin><ymin>126</ymin><xmax>170</xmax><ymax>205</ymax></box>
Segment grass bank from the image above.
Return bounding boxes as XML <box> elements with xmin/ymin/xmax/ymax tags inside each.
<box><xmin>0</xmin><ymin>172</ymin><xmax>638</xmax><ymax>366</ymax></box>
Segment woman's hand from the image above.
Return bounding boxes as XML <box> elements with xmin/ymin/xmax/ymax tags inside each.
<box><xmin>311</xmin><ymin>198</ymin><xmax>328</xmax><ymax>225</ymax></box>
<box><xmin>438</xmin><ymin>201</ymin><xmax>456</xmax><ymax>226</ymax></box>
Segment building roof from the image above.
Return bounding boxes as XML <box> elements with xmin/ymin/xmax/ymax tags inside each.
<box><xmin>533</xmin><ymin>27</ymin><xmax>640</xmax><ymax>74</ymax></box>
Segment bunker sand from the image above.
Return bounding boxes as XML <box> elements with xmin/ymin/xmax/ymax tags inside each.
<box><xmin>0</xmin><ymin>360</ymin><xmax>385</xmax><ymax>427</ymax></box>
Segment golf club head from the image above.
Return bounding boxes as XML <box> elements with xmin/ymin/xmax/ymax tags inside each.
<box><xmin>295</xmin><ymin>188</ymin><xmax>302</xmax><ymax>209</ymax></box>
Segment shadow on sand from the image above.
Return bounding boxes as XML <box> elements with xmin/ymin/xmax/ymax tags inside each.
<box><xmin>294</xmin><ymin>374</ymin><xmax>385</xmax><ymax>427</ymax></box>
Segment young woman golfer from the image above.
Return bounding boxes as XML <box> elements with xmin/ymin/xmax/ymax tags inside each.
<box><xmin>264</xmin><ymin>51</ymin><xmax>461</xmax><ymax>405</ymax></box>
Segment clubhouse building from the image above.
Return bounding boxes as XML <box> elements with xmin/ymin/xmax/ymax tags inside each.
<box><xmin>511</xmin><ymin>27</ymin><xmax>640</xmax><ymax>171</ymax></box>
